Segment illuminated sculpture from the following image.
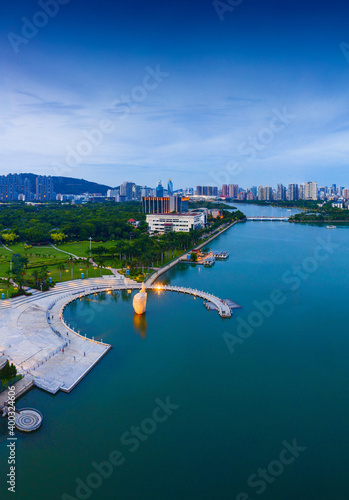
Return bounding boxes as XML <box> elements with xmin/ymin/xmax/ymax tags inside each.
<box><xmin>133</xmin><ymin>283</ymin><xmax>147</xmax><ymax>315</ymax></box>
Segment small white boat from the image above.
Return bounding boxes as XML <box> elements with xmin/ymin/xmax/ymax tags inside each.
<box><xmin>326</xmin><ymin>225</ymin><xmax>336</xmax><ymax>229</ymax></box>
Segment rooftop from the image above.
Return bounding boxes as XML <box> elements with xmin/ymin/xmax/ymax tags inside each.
<box><xmin>146</xmin><ymin>213</ymin><xmax>199</xmax><ymax>217</ymax></box>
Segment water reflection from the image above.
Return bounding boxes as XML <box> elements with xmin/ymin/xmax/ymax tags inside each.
<box><xmin>133</xmin><ymin>313</ymin><xmax>147</xmax><ymax>339</ymax></box>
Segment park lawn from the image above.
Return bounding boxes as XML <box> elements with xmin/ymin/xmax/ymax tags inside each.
<box><xmin>24</xmin><ymin>245</ymin><xmax>63</xmax><ymax>257</ymax></box>
<box><xmin>0</xmin><ymin>244</ymin><xmax>63</xmax><ymax>257</ymax></box>
<box><xmin>0</xmin><ymin>280</ymin><xmax>18</xmax><ymax>298</ymax></box>
<box><xmin>0</xmin><ymin>261</ymin><xmax>10</xmax><ymax>278</ymax></box>
<box><xmin>0</xmin><ymin>246</ymin><xmax>12</xmax><ymax>257</ymax></box>
<box><xmin>56</xmin><ymin>241</ymin><xmax>93</xmax><ymax>257</ymax></box>
<box><xmin>46</xmin><ymin>264</ymin><xmax>112</xmax><ymax>283</ymax></box>
<box><xmin>0</xmin><ymin>243</ymin><xmax>23</xmax><ymax>254</ymax></box>
<box><xmin>56</xmin><ymin>240</ymin><xmax>117</xmax><ymax>258</ymax></box>
<box><xmin>98</xmin><ymin>258</ymin><xmax>122</xmax><ymax>269</ymax></box>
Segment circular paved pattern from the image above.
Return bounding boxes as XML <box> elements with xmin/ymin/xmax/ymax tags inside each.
<box><xmin>15</xmin><ymin>408</ymin><xmax>43</xmax><ymax>432</ymax></box>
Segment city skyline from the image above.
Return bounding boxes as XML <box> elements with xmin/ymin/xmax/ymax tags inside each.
<box><xmin>1</xmin><ymin>0</ymin><xmax>349</xmax><ymax>186</ymax></box>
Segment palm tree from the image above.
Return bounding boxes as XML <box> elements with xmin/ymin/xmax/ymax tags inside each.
<box><xmin>57</xmin><ymin>263</ymin><xmax>65</xmax><ymax>281</ymax></box>
<box><xmin>31</xmin><ymin>269</ymin><xmax>39</xmax><ymax>287</ymax></box>
<box><xmin>95</xmin><ymin>257</ymin><xmax>104</xmax><ymax>277</ymax></box>
<box><xmin>84</xmin><ymin>260</ymin><xmax>90</xmax><ymax>279</ymax></box>
<box><xmin>67</xmin><ymin>258</ymin><xmax>76</xmax><ymax>280</ymax></box>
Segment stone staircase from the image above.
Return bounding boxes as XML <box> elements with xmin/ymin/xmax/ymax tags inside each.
<box><xmin>0</xmin><ymin>276</ymin><xmax>127</xmax><ymax>310</ymax></box>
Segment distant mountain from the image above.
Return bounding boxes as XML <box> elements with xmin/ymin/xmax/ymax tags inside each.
<box><xmin>22</xmin><ymin>174</ymin><xmax>114</xmax><ymax>195</ymax></box>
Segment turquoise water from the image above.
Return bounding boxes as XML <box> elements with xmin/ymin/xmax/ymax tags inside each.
<box><xmin>1</xmin><ymin>207</ymin><xmax>349</xmax><ymax>500</ymax></box>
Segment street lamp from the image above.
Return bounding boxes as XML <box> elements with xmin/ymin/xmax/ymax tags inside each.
<box><xmin>89</xmin><ymin>237</ymin><xmax>93</xmax><ymax>257</ymax></box>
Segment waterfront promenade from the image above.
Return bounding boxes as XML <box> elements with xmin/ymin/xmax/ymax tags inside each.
<box><xmin>0</xmin><ymin>271</ymin><xmax>233</xmax><ymax>407</ymax></box>
<box><xmin>145</xmin><ymin>220</ymin><xmax>240</xmax><ymax>286</ymax></box>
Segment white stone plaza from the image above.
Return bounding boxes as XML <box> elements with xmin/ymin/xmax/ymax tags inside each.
<box><xmin>0</xmin><ymin>272</ymin><xmax>233</xmax><ymax>409</ymax></box>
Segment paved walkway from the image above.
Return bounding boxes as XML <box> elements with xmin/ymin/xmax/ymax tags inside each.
<box><xmin>1</xmin><ymin>242</ymin><xmax>13</xmax><ymax>252</ymax></box>
<box><xmin>145</xmin><ymin>221</ymin><xmax>239</xmax><ymax>287</ymax></box>
<box><xmin>0</xmin><ymin>270</ymin><xmax>233</xmax><ymax>407</ymax></box>
<box><xmin>50</xmin><ymin>243</ymin><xmax>80</xmax><ymax>259</ymax></box>
<box><xmin>153</xmin><ymin>284</ymin><xmax>232</xmax><ymax>317</ymax></box>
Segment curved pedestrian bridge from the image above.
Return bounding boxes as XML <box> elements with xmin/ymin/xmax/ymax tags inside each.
<box><xmin>0</xmin><ymin>275</ymin><xmax>235</xmax><ymax>402</ymax></box>
<box><xmin>149</xmin><ymin>284</ymin><xmax>232</xmax><ymax>317</ymax></box>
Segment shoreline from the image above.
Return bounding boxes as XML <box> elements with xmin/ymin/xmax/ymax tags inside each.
<box><xmin>290</xmin><ymin>220</ymin><xmax>349</xmax><ymax>223</ymax></box>
<box><xmin>145</xmin><ymin>220</ymin><xmax>241</xmax><ymax>286</ymax></box>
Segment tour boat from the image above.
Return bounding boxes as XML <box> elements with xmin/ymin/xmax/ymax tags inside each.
<box><xmin>326</xmin><ymin>225</ymin><xmax>336</xmax><ymax>229</ymax></box>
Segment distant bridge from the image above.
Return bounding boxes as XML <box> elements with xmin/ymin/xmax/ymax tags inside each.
<box><xmin>246</xmin><ymin>216</ymin><xmax>289</xmax><ymax>221</ymax></box>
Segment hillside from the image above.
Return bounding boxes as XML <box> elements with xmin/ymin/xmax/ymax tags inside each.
<box><xmin>22</xmin><ymin>174</ymin><xmax>113</xmax><ymax>195</ymax></box>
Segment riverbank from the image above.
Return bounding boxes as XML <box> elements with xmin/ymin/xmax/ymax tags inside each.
<box><xmin>290</xmin><ymin>220</ymin><xmax>349</xmax><ymax>223</ymax></box>
<box><xmin>145</xmin><ymin>220</ymin><xmax>241</xmax><ymax>286</ymax></box>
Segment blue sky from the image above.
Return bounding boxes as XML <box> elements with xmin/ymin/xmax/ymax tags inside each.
<box><xmin>1</xmin><ymin>0</ymin><xmax>349</xmax><ymax>188</ymax></box>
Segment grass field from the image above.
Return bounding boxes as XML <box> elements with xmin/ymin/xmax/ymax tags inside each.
<box><xmin>56</xmin><ymin>240</ymin><xmax>117</xmax><ymax>258</ymax></box>
<box><xmin>0</xmin><ymin>242</ymin><xmax>112</xmax><ymax>284</ymax></box>
<box><xmin>0</xmin><ymin>238</ymin><xmax>186</xmax><ymax>286</ymax></box>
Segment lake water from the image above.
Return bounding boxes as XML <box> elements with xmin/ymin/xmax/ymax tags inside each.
<box><xmin>1</xmin><ymin>205</ymin><xmax>349</xmax><ymax>500</ymax></box>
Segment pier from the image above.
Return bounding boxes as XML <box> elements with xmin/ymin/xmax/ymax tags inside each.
<box><xmin>0</xmin><ymin>273</ymin><xmax>237</xmax><ymax>406</ymax></box>
<box><xmin>146</xmin><ymin>220</ymin><xmax>240</xmax><ymax>286</ymax></box>
<box><xmin>149</xmin><ymin>284</ymin><xmax>233</xmax><ymax>317</ymax></box>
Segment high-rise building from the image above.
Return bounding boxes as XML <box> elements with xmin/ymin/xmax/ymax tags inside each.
<box><xmin>276</xmin><ymin>184</ymin><xmax>286</xmax><ymax>201</ymax></box>
<box><xmin>257</xmin><ymin>186</ymin><xmax>265</xmax><ymax>200</ymax></box>
<box><xmin>265</xmin><ymin>186</ymin><xmax>273</xmax><ymax>201</ymax></box>
<box><xmin>257</xmin><ymin>186</ymin><xmax>272</xmax><ymax>201</ymax></box>
<box><xmin>107</xmin><ymin>189</ymin><xmax>119</xmax><ymax>198</ymax></box>
<box><xmin>196</xmin><ymin>186</ymin><xmax>218</xmax><ymax>197</ymax></box>
<box><xmin>343</xmin><ymin>188</ymin><xmax>349</xmax><ymax>200</ymax></box>
<box><xmin>299</xmin><ymin>183</ymin><xmax>305</xmax><ymax>199</ymax></box>
<box><xmin>156</xmin><ymin>181</ymin><xmax>164</xmax><ymax>198</ymax></box>
<box><xmin>120</xmin><ymin>181</ymin><xmax>135</xmax><ymax>201</ymax></box>
<box><xmin>287</xmin><ymin>184</ymin><xmax>299</xmax><ymax>201</ymax></box>
<box><xmin>141</xmin><ymin>187</ymin><xmax>152</xmax><ymax>197</ymax></box>
<box><xmin>142</xmin><ymin>196</ymin><xmax>189</xmax><ymax>214</ymax></box>
<box><xmin>304</xmin><ymin>182</ymin><xmax>318</xmax><ymax>200</ymax></box>
<box><xmin>167</xmin><ymin>179</ymin><xmax>173</xmax><ymax>196</ymax></box>
<box><xmin>222</xmin><ymin>184</ymin><xmax>228</xmax><ymax>197</ymax></box>
<box><xmin>36</xmin><ymin>176</ymin><xmax>55</xmax><ymax>201</ymax></box>
<box><xmin>228</xmin><ymin>184</ymin><xmax>239</xmax><ymax>198</ymax></box>
<box><xmin>0</xmin><ymin>174</ymin><xmax>32</xmax><ymax>201</ymax></box>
